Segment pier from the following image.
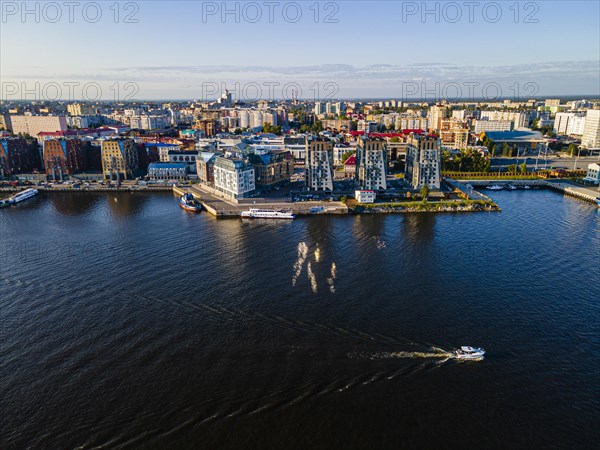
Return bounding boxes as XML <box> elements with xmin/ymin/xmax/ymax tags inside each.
<box><xmin>449</xmin><ymin>178</ymin><xmax>600</xmax><ymax>205</ymax></box>
<box><xmin>172</xmin><ymin>184</ymin><xmax>348</xmax><ymax>217</ymax></box>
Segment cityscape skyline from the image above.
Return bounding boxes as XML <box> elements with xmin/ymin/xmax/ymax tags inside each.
<box><xmin>1</xmin><ymin>1</ymin><xmax>599</xmax><ymax>99</ymax></box>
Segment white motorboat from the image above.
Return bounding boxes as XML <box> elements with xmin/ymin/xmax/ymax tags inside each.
<box><xmin>486</xmin><ymin>185</ymin><xmax>503</xmax><ymax>191</ymax></box>
<box><xmin>241</xmin><ymin>208</ymin><xmax>295</xmax><ymax>219</ymax></box>
<box><xmin>454</xmin><ymin>346</ymin><xmax>485</xmax><ymax>360</ymax></box>
<box><xmin>507</xmin><ymin>185</ymin><xmax>518</xmax><ymax>190</ymax></box>
<box><xmin>523</xmin><ymin>185</ymin><xmax>531</xmax><ymax>190</ymax></box>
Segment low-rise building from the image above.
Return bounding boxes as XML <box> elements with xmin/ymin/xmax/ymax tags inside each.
<box><xmin>583</xmin><ymin>163</ymin><xmax>600</xmax><ymax>184</ymax></box>
<box><xmin>474</xmin><ymin>119</ymin><xmax>513</xmax><ymax>133</ymax></box>
<box><xmin>213</xmin><ymin>156</ymin><xmax>256</xmax><ymax>199</ymax></box>
<box><xmin>355</xmin><ymin>190</ymin><xmax>376</xmax><ymax>203</ymax></box>
<box><xmin>147</xmin><ymin>162</ymin><xmax>188</xmax><ymax>180</ymax></box>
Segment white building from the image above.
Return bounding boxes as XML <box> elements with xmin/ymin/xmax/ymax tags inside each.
<box><xmin>213</xmin><ymin>156</ymin><xmax>255</xmax><ymax>199</ymax></box>
<box><xmin>474</xmin><ymin>119</ymin><xmax>513</xmax><ymax>133</ymax></box>
<box><xmin>356</xmin><ymin>138</ymin><xmax>387</xmax><ymax>191</ymax></box>
<box><xmin>355</xmin><ymin>190</ymin><xmax>376</xmax><ymax>203</ymax></box>
<box><xmin>357</xmin><ymin>121</ymin><xmax>378</xmax><ymax>133</ymax></box>
<box><xmin>581</xmin><ymin>110</ymin><xmax>600</xmax><ymax>149</ymax></box>
<box><xmin>583</xmin><ymin>163</ymin><xmax>600</xmax><ymax>184</ymax></box>
<box><xmin>479</xmin><ymin>110</ymin><xmax>531</xmax><ymax>128</ymax></box>
<box><xmin>305</xmin><ymin>139</ymin><xmax>334</xmax><ymax>191</ymax></box>
<box><xmin>404</xmin><ymin>134</ymin><xmax>441</xmax><ymax>190</ymax></box>
<box><xmin>554</xmin><ymin>112</ymin><xmax>586</xmax><ymax>136</ymax></box>
<box><xmin>9</xmin><ymin>115</ymin><xmax>67</xmax><ymax>137</ymax></box>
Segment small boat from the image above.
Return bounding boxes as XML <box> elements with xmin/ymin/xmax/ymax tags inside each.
<box><xmin>454</xmin><ymin>346</ymin><xmax>485</xmax><ymax>360</ymax></box>
<box><xmin>10</xmin><ymin>188</ymin><xmax>38</xmax><ymax>204</ymax></box>
<box><xmin>507</xmin><ymin>185</ymin><xmax>518</xmax><ymax>190</ymax></box>
<box><xmin>179</xmin><ymin>193</ymin><xmax>202</xmax><ymax>212</ymax></box>
<box><xmin>523</xmin><ymin>185</ymin><xmax>532</xmax><ymax>190</ymax></box>
<box><xmin>465</xmin><ymin>184</ymin><xmax>474</xmax><ymax>189</ymax></box>
<box><xmin>486</xmin><ymin>185</ymin><xmax>503</xmax><ymax>191</ymax></box>
<box><xmin>241</xmin><ymin>208</ymin><xmax>295</xmax><ymax>219</ymax></box>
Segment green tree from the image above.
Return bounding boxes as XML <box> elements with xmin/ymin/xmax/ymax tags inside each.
<box><xmin>507</xmin><ymin>164</ymin><xmax>517</xmax><ymax>173</ymax></box>
<box><xmin>519</xmin><ymin>162</ymin><xmax>528</xmax><ymax>173</ymax></box>
<box><xmin>341</xmin><ymin>150</ymin><xmax>355</xmax><ymax>163</ymax></box>
<box><xmin>420</xmin><ymin>185</ymin><xmax>430</xmax><ymax>202</ymax></box>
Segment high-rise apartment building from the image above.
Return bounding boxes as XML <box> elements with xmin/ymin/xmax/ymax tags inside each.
<box><xmin>356</xmin><ymin>138</ymin><xmax>387</xmax><ymax>191</ymax></box>
<box><xmin>581</xmin><ymin>110</ymin><xmax>600</xmax><ymax>149</ymax></box>
<box><xmin>305</xmin><ymin>138</ymin><xmax>334</xmax><ymax>191</ymax></box>
<box><xmin>405</xmin><ymin>134</ymin><xmax>441</xmax><ymax>190</ymax></box>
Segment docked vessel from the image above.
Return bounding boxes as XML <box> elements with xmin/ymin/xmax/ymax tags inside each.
<box><xmin>241</xmin><ymin>208</ymin><xmax>295</xmax><ymax>219</ymax></box>
<box><xmin>507</xmin><ymin>185</ymin><xmax>518</xmax><ymax>190</ymax></box>
<box><xmin>179</xmin><ymin>193</ymin><xmax>202</xmax><ymax>212</ymax></box>
<box><xmin>0</xmin><ymin>198</ymin><xmax>14</xmax><ymax>208</ymax></box>
<box><xmin>10</xmin><ymin>188</ymin><xmax>39</xmax><ymax>204</ymax></box>
<box><xmin>454</xmin><ymin>346</ymin><xmax>485</xmax><ymax>360</ymax></box>
<box><xmin>486</xmin><ymin>185</ymin><xmax>503</xmax><ymax>191</ymax></box>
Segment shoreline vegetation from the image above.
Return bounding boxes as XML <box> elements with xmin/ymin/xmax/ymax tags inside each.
<box><xmin>350</xmin><ymin>199</ymin><xmax>500</xmax><ymax>214</ymax></box>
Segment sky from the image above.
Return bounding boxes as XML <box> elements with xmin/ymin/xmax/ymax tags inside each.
<box><xmin>1</xmin><ymin>1</ymin><xmax>599</xmax><ymax>100</ymax></box>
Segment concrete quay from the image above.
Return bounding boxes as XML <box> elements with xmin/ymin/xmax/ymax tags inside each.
<box><xmin>173</xmin><ymin>184</ymin><xmax>348</xmax><ymax>217</ymax></box>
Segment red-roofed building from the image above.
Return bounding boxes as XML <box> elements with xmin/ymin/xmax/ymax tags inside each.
<box><xmin>344</xmin><ymin>153</ymin><xmax>357</xmax><ymax>176</ymax></box>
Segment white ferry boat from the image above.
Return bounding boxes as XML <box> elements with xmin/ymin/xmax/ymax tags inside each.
<box><xmin>10</xmin><ymin>188</ymin><xmax>39</xmax><ymax>204</ymax></box>
<box><xmin>241</xmin><ymin>208</ymin><xmax>295</xmax><ymax>219</ymax></box>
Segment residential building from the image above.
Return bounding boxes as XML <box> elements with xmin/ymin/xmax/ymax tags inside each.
<box><xmin>357</xmin><ymin>121</ymin><xmax>378</xmax><ymax>133</ymax></box>
<box><xmin>0</xmin><ymin>138</ymin><xmax>40</xmax><ymax>179</ymax></box>
<box><xmin>196</xmin><ymin>152</ymin><xmax>222</xmax><ymax>184</ymax></box>
<box><xmin>147</xmin><ymin>162</ymin><xmax>188</xmax><ymax>180</ymax></box>
<box><xmin>248</xmin><ymin>150</ymin><xmax>294</xmax><ymax>186</ymax></box>
<box><xmin>305</xmin><ymin>138</ymin><xmax>334</xmax><ymax>191</ymax></box>
<box><xmin>427</xmin><ymin>105</ymin><xmax>448</xmax><ymax>131</ymax></box>
<box><xmin>356</xmin><ymin>138</ymin><xmax>387</xmax><ymax>191</ymax></box>
<box><xmin>10</xmin><ymin>115</ymin><xmax>67</xmax><ymax>137</ymax></box>
<box><xmin>474</xmin><ymin>119</ymin><xmax>513</xmax><ymax>133</ymax></box>
<box><xmin>101</xmin><ymin>139</ymin><xmax>139</xmax><ymax>180</ymax></box>
<box><xmin>67</xmin><ymin>103</ymin><xmax>96</xmax><ymax>116</ymax></box>
<box><xmin>405</xmin><ymin>134</ymin><xmax>441</xmax><ymax>190</ymax></box>
<box><xmin>344</xmin><ymin>153</ymin><xmax>357</xmax><ymax>176</ymax></box>
<box><xmin>440</xmin><ymin>119</ymin><xmax>470</xmax><ymax>148</ymax></box>
<box><xmin>43</xmin><ymin>139</ymin><xmax>90</xmax><ymax>180</ymax></box>
<box><xmin>581</xmin><ymin>110</ymin><xmax>600</xmax><ymax>149</ymax></box>
<box><xmin>213</xmin><ymin>157</ymin><xmax>256</xmax><ymax>199</ymax></box>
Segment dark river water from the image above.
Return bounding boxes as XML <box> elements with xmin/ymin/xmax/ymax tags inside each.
<box><xmin>1</xmin><ymin>189</ymin><xmax>598</xmax><ymax>449</ymax></box>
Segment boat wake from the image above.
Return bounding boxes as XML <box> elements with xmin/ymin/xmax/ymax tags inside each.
<box><xmin>349</xmin><ymin>349</ymin><xmax>453</xmax><ymax>360</ymax></box>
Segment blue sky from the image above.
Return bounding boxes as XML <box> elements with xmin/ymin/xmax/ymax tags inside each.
<box><xmin>1</xmin><ymin>1</ymin><xmax>599</xmax><ymax>100</ymax></box>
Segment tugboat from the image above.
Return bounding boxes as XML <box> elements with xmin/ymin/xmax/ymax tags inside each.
<box><xmin>454</xmin><ymin>346</ymin><xmax>486</xmax><ymax>360</ymax></box>
<box><xmin>179</xmin><ymin>193</ymin><xmax>202</xmax><ymax>212</ymax></box>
